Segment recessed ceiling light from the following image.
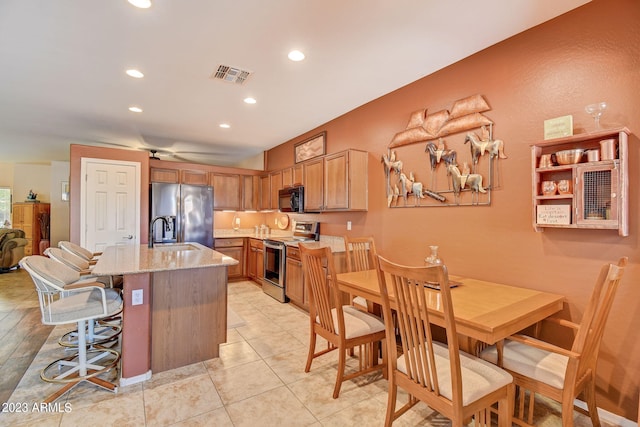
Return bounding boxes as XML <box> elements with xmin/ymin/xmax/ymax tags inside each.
<box><xmin>288</xmin><ymin>50</ymin><xmax>305</xmax><ymax>61</ymax></box>
<box><xmin>128</xmin><ymin>0</ymin><xmax>152</xmax><ymax>9</ymax></box>
<box><xmin>219</xmin><ymin>123</ymin><xmax>231</xmax><ymax>129</ymax></box>
<box><xmin>243</xmin><ymin>97</ymin><xmax>257</xmax><ymax>104</ymax></box>
<box><xmin>126</xmin><ymin>69</ymin><xmax>144</xmax><ymax>79</ymax></box>
<box><xmin>128</xmin><ymin>106</ymin><xmax>143</xmax><ymax>113</ymax></box>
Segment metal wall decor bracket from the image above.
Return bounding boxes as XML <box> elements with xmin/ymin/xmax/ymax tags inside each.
<box><xmin>382</xmin><ymin>94</ymin><xmax>508</xmax><ymax>208</ymax></box>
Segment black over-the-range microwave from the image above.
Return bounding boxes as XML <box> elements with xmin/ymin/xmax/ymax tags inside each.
<box><xmin>278</xmin><ymin>185</ymin><xmax>304</xmax><ymax>213</ymax></box>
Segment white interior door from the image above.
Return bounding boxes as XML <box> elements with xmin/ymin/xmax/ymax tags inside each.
<box><xmin>80</xmin><ymin>158</ymin><xmax>140</xmax><ymax>252</ymax></box>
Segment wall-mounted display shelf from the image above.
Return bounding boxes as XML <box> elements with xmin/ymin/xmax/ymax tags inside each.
<box><xmin>531</xmin><ymin>127</ymin><xmax>630</xmax><ymax>236</ymax></box>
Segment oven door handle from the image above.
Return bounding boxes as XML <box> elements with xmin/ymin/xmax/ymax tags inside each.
<box><xmin>264</xmin><ymin>241</ymin><xmax>285</xmax><ymax>250</ymax></box>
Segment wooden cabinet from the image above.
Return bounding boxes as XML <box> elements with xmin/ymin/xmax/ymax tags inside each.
<box><xmin>214</xmin><ymin>238</ymin><xmax>245</xmax><ymax>280</ymax></box>
<box><xmin>12</xmin><ymin>202</ymin><xmax>50</xmax><ymax>255</ymax></box>
<box><xmin>303</xmin><ymin>158</ymin><xmax>325</xmax><ymax>211</ymax></box>
<box><xmin>285</xmin><ymin>246</ymin><xmax>307</xmax><ymax>308</ymax></box>
<box><xmin>303</xmin><ymin>149</ymin><xmax>368</xmax><ymax>212</ymax></box>
<box><xmin>282</xmin><ymin>168</ymin><xmax>293</xmax><ymax>188</ymax></box>
<box><xmin>282</xmin><ymin>164</ymin><xmax>303</xmax><ymax>188</ymax></box>
<box><xmin>181</xmin><ymin>169</ymin><xmax>208</xmax><ymax>186</ymax></box>
<box><xmin>259</xmin><ymin>175</ymin><xmax>271</xmax><ymax>210</ymax></box>
<box><xmin>531</xmin><ymin>127</ymin><xmax>630</xmax><ymax>236</ymax></box>
<box><xmin>150</xmin><ymin>167</ymin><xmax>179</xmax><ymax>183</ymax></box>
<box><xmin>150</xmin><ymin>167</ymin><xmax>208</xmax><ymax>186</ymax></box>
<box><xmin>324</xmin><ymin>150</ymin><xmax>368</xmax><ymax>211</ymax></box>
<box><xmin>270</xmin><ymin>171</ymin><xmax>282</xmax><ymax>210</ymax></box>
<box><xmin>243</xmin><ymin>175</ymin><xmax>260</xmax><ymax>211</ymax></box>
<box><xmin>247</xmin><ymin>238</ymin><xmax>264</xmax><ymax>284</ymax></box>
<box><xmin>210</xmin><ymin>173</ymin><xmax>242</xmax><ymax>211</ymax></box>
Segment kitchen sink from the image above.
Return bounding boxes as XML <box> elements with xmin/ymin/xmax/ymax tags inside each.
<box><xmin>152</xmin><ymin>243</ymin><xmax>199</xmax><ymax>251</ymax></box>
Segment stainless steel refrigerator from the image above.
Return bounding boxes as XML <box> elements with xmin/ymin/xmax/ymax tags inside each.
<box><xmin>150</xmin><ymin>183</ymin><xmax>214</xmax><ymax>248</ymax></box>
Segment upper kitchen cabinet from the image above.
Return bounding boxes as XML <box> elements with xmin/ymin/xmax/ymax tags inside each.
<box><xmin>150</xmin><ymin>167</ymin><xmax>180</xmax><ymax>183</ymax></box>
<box><xmin>210</xmin><ymin>173</ymin><xmax>242</xmax><ymax>211</ymax></box>
<box><xmin>303</xmin><ymin>149</ymin><xmax>368</xmax><ymax>212</ymax></box>
<box><xmin>259</xmin><ymin>174</ymin><xmax>271</xmax><ymax>210</ymax></box>
<box><xmin>531</xmin><ymin>127</ymin><xmax>630</xmax><ymax>236</ymax></box>
<box><xmin>243</xmin><ymin>175</ymin><xmax>260</xmax><ymax>211</ymax></box>
<box><xmin>282</xmin><ymin>164</ymin><xmax>303</xmax><ymax>188</ymax></box>
<box><xmin>150</xmin><ymin>166</ymin><xmax>208</xmax><ymax>186</ymax></box>
<box><xmin>181</xmin><ymin>169</ymin><xmax>208</xmax><ymax>186</ymax></box>
<box><xmin>270</xmin><ymin>171</ymin><xmax>283</xmax><ymax>210</ymax></box>
<box><xmin>303</xmin><ymin>157</ymin><xmax>324</xmax><ymax>211</ymax></box>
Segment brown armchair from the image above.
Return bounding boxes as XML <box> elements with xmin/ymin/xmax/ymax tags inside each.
<box><xmin>0</xmin><ymin>229</ymin><xmax>28</xmax><ymax>273</ymax></box>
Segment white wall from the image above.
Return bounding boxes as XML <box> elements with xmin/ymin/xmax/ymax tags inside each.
<box><xmin>13</xmin><ymin>164</ymin><xmax>51</xmax><ymax>203</ymax></box>
<box><xmin>49</xmin><ymin>161</ymin><xmax>70</xmax><ymax>247</ymax></box>
<box><xmin>0</xmin><ymin>162</ymin><xmax>14</xmax><ymax>188</ymax></box>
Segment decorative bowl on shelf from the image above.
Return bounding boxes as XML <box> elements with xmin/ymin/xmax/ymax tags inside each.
<box><xmin>554</xmin><ymin>149</ymin><xmax>585</xmax><ymax>165</ymax></box>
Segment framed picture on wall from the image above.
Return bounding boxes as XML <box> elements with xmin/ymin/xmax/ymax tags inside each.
<box><xmin>61</xmin><ymin>181</ymin><xmax>69</xmax><ymax>201</ymax></box>
<box><xmin>294</xmin><ymin>132</ymin><xmax>326</xmax><ymax>163</ymax></box>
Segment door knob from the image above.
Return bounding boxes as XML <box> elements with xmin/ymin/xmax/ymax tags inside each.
<box><xmin>123</xmin><ymin>235</ymin><xmax>134</xmax><ymax>240</ymax></box>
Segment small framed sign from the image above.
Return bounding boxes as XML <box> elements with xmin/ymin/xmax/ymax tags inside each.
<box><xmin>294</xmin><ymin>132</ymin><xmax>326</xmax><ymax>163</ymax></box>
<box><xmin>544</xmin><ymin>115</ymin><xmax>573</xmax><ymax>140</ymax></box>
<box><xmin>536</xmin><ymin>204</ymin><xmax>571</xmax><ymax>225</ymax></box>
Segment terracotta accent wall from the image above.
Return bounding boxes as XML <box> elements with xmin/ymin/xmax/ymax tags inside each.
<box><xmin>267</xmin><ymin>0</ymin><xmax>639</xmax><ymax>420</ymax></box>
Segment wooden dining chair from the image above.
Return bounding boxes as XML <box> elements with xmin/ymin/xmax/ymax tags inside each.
<box><xmin>343</xmin><ymin>235</ymin><xmax>378</xmax><ymax>312</ymax></box>
<box><xmin>480</xmin><ymin>257</ymin><xmax>627</xmax><ymax>427</ymax></box>
<box><xmin>299</xmin><ymin>243</ymin><xmax>386</xmax><ymax>399</ymax></box>
<box><xmin>376</xmin><ymin>255</ymin><xmax>514</xmax><ymax>427</ymax></box>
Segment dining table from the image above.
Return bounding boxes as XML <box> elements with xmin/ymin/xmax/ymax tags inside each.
<box><xmin>335</xmin><ymin>269</ymin><xmax>565</xmax><ymax>350</ymax></box>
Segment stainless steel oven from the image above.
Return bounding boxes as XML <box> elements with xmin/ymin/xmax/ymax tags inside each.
<box><xmin>263</xmin><ymin>239</ymin><xmax>286</xmax><ymax>302</ymax></box>
<box><xmin>262</xmin><ymin>221</ymin><xmax>320</xmax><ymax>303</ymax></box>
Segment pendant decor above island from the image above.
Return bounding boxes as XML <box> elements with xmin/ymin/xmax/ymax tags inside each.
<box><xmin>382</xmin><ymin>94</ymin><xmax>508</xmax><ymax>208</ymax></box>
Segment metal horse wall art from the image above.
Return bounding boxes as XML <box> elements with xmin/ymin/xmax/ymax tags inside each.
<box><xmin>447</xmin><ymin>164</ymin><xmax>486</xmax><ymax>204</ymax></box>
<box><xmin>464</xmin><ymin>130</ymin><xmax>507</xmax><ymax>187</ymax></box>
<box><xmin>425</xmin><ymin>139</ymin><xmax>457</xmax><ymax>189</ymax></box>
<box><xmin>383</xmin><ymin>94</ymin><xmax>509</xmax><ymax>208</ymax></box>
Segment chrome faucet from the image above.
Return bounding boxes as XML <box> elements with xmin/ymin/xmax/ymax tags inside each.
<box><xmin>149</xmin><ymin>216</ymin><xmax>170</xmax><ymax>248</ymax></box>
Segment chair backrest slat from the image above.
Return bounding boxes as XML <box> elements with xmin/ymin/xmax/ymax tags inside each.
<box><xmin>344</xmin><ymin>236</ymin><xmax>377</xmax><ymax>273</ymax></box>
<box><xmin>573</xmin><ymin>257</ymin><xmax>627</xmax><ymax>379</ymax></box>
<box><xmin>377</xmin><ymin>256</ymin><xmax>462</xmax><ymax>403</ymax></box>
<box><xmin>300</xmin><ymin>244</ymin><xmax>343</xmax><ymax>336</ymax></box>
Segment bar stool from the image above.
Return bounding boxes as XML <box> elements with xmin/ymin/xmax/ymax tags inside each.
<box><xmin>42</xmin><ymin>248</ymin><xmax>122</xmax><ymax>348</ymax></box>
<box><xmin>56</xmin><ymin>241</ymin><xmax>123</xmax><ymax>288</ymax></box>
<box><xmin>20</xmin><ymin>255</ymin><xmax>123</xmax><ymax>403</ymax></box>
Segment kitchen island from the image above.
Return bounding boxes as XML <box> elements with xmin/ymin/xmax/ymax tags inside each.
<box><xmin>92</xmin><ymin>242</ymin><xmax>238</xmax><ymax>385</ymax></box>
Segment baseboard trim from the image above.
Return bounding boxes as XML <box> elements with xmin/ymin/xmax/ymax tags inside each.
<box><xmin>119</xmin><ymin>370</ymin><xmax>152</xmax><ymax>387</ymax></box>
<box><xmin>574</xmin><ymin>398</ymin><xmax>636</xmax><ymax>427</ymax></box>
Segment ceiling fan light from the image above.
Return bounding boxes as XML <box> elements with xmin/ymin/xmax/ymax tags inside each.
<box><xmin>243</xmin><ymin>97</ymin><xmax>257</xmax><ymax>104</ymax></box>
<box><xmin>126</xmin><ymin>69</ymin><xmax>144</xmax><ymax>78</ymax></box>
<box><xmin>288</xmin><ymin>50</ymin><xmax>305</xmax><ymax>61</ymax></box>
<box><xmin>219</xmin><ymin>123</ymin><xmax>231</xmax><ymax>129</ymax></box>
<box><xmin>128</xmin><ymin>106</ymin><xmax>143</xmax><ymax>113</ymax></box>
<box><xmin>128</xmin><ymin>0</ymin><xmax>152</xmax><ymax>9</ymax></box>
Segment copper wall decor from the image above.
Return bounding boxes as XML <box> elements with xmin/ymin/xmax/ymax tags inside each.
<box><xmin>382</xmin><ymin>94</ymin><xmax>508</xmax><ymax>207</ymax></box>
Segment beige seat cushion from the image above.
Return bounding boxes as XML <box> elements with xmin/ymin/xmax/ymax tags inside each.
<box><xmin>318</xmin><ymin>305</ymin><xmax>385</xmax><ymax>339</ymax></box>
<box><xmin>352</xmin><ymin>296</ymin><xmax>368</xmax><ymax>308</ymax></box>
<box><xmin>480</xmin><ymin>340</ymin><xmax>568</xmax><ymax>390</ymax></box>
<box><xmin>398</xmin><ymin>341</ymin><xmax>513</xmax><ymax>406</ymax></box>
<box><xmin>45</xmin><ymin>288</ymin><xmax>122</xmax><ymax>324</ymax></box>
<box><xmin>26</xmin><ymin>256</ymin><xmax>79</xmax><ymax>288</ymax></box>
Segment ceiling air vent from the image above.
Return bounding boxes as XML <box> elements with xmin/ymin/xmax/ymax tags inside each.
<box><xmin>211</xmin><ymin>65</ymin><xmax>252</xmax><ymax>85</ymax></box>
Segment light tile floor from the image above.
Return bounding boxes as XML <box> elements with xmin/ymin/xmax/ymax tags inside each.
<box><xmin>2</xmin><ymin>279</ymin><xmax>610</xmax><ymax>426</ymax></box>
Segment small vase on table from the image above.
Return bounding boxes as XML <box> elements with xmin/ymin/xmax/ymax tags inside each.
<box><xmin>424</xmin><ymin>245</ymin><xmax>443</xmax><ymax>266</ymax></box>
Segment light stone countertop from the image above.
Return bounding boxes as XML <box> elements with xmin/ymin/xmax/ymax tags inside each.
<box><xmin>92</xmin><ymin>242</ymin><xmax>238</xmax><ymax>276</ymax></box>
<box><xmin>214</xmin><ymin>229</ymin><xmax>346</xmax><ymax>253</ymax></box>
